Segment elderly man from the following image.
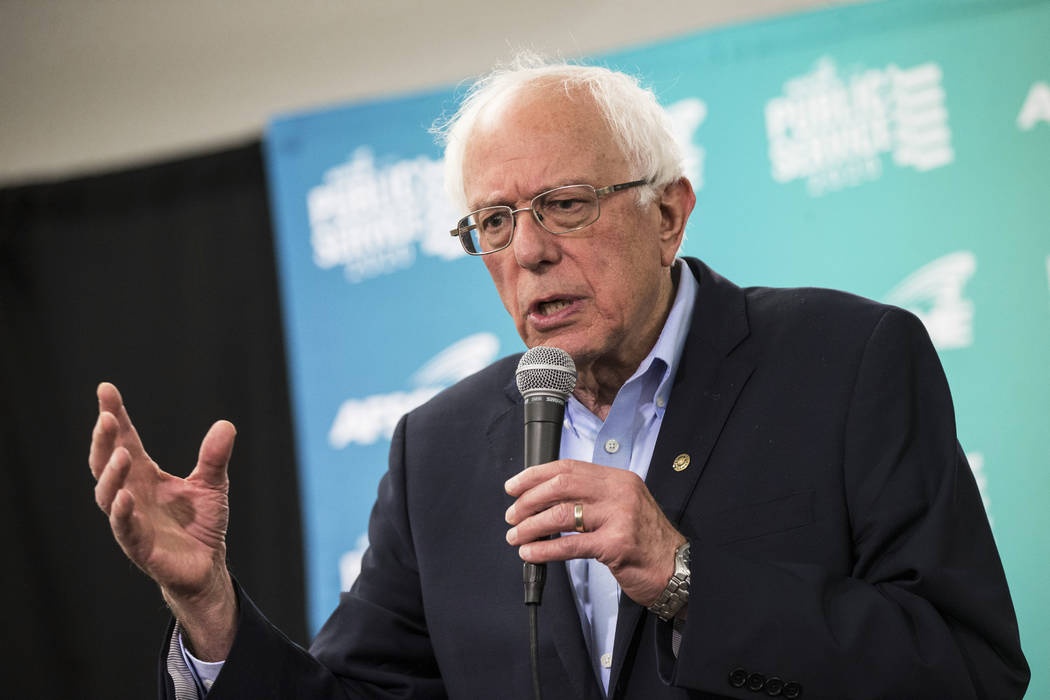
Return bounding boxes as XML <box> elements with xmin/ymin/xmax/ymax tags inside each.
<box><xmin>90</xmin><ymin>59</ymin><xmax>1028</xmax><ymax>699</ymax></box>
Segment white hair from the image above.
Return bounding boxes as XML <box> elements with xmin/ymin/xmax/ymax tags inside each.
<box><xmin>433</xmin><ymin>54</ymin><xmax>686</xmax><ymax>214</ymax></box>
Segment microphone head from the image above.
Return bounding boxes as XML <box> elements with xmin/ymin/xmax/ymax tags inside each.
<box><xmin>515</xmin><ymin>346</ymin><xmax>578</xmax><ymax>400</ymax></box>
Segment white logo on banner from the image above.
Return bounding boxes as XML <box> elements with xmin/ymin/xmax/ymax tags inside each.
<box><xmin>766</xmin><ymin>57</ymin><xmax>953</xmax><ymax>196</ymax></box>
<box><xmin>1017</xmin><ymin>81</ymin><xmax>1050</xmax><ymax>130</ymax></box>
<box><xmin>338</xmin><ymin>533</ymin><xmax>370</xmax><ymax>591</ymax></box>
<box><xmin>885</xmin><ymin>251</ymin><xmax>976</xmax><ymax>350</ymax></box>
<box><xmin>307</xmin><ymin>147</ymin><xmax>463</xmax><ymax>283</ymax></box>
<box><xmin>328</xmin><ymin>332</ymin><xmax>500</xmax><ymax>448</ymax></box>
<box><xmin>967</xmin><ymin>452</ymin><xmax>992</xmax><ymax>526</ymax></box>
<box><xmin>666</xmin><ymin>98</ymin><xmax>707</xmax><ymax>189</ymax></box>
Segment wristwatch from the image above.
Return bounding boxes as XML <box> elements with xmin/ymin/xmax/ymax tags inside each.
<box><xmin>647</xmin><ymin>541</ymin><xmax>690</xmax><ymax>622</ymax></box>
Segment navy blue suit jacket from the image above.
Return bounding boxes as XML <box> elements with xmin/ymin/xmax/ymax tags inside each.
<box><xmin>162</xmin><ymin>258</ymin><xmax>1028</xmax><ymax>699</ymax></box>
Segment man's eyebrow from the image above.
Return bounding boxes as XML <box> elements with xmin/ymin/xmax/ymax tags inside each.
<box><xmin>469</xmin><ymin>194</ymin><xmax>511</xmax><ymax>211</ymax></box>
<box><xmin>469</xmin><ymin>179</ymin><xmax>592</xmax><ymax>210</ymax></box>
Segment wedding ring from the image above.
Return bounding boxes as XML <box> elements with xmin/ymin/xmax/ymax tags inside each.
<box><xmin>574</xmin><ymin>503</ymin><xmax>585</xmax><ymax>533</ymax></box>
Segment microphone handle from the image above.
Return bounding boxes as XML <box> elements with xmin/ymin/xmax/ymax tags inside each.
<box><xmin>522</xmin><ymin>395</ymin><xmax>565</xmax><ymax>605</ymax></box>
<box><xmin>523</xmin><ymin>395</ymin><xmax>565</xmax><ymax>466</ymax></box>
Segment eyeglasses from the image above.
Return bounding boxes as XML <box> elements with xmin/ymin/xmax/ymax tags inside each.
<box><xmin>449</xmin><ymin>180</ymin><xmax>649</xmax><ymax>256</ymax></box>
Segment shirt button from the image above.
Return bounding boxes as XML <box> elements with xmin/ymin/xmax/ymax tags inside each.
<box><xmin>604</xmin><ymin>439</ymin><xmax>620</xmax><ymax>454</ymax></box>
<box><xmin>656</xmin><ymin>396</ymin><xmax>666</xmax><ymax>408</ymax></box>
<box><xmin>601</xmin><ymin>652</ymin><xmax>612</xmax><ymax>668</ymax></box>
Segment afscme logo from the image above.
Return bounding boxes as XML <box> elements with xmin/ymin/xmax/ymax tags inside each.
<box><xmin>766</xmin><ymin>57</ymin><xmax>953</xmax><ymax>196</ymax></box>
<box><xmin>305</xmin><ymin>99</ymin><xmax>707</xmax><ymax>283</ymax></box>
<box><xmin>665</xmin><ymin>98</ymin><xmax>707</xmax><ymax>190</ymax></box>
<box><xmin>1017</xmin><ymin>81</ymin><xmax>1050</xmax><ymax>131</ymax></box>
<box><xmin>339</xmin><ymin>533</ymin><xmax>370</xmax><ymax>592</ymax></box>
<box><xmin>327</xmin><ymin>333</ymin><xmax>501</xmax><ymax>449</ymax></box>
<box><xmin>885</xmin><ymin>251</ymin><xmax>976</xmax><ymax>350</ymax></box>
<box><xmin>307</xmin><ymin>147</ymin><xmax>462</xmax><ymax>284</ymax></box>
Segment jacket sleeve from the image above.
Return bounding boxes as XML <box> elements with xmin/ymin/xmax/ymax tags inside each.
<box><xmin>156</xmin><ymin>415</ymin><xmax>447</xmax><ymax>700</ymax></box>
<box><xmin>663</xmin><ymin>308</ymin><xmax>1029</xmax><ymax>699</ymax></box>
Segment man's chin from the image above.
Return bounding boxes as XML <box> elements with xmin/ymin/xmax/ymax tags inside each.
<box><xmin>525</xmin><ymin>337</ymin><xmax>594</xmax><ymax>366</ymax></box>
<box><xmin>521</xmin><ymin>320</ymin><xmax>604</xmax><ymax>359</ymax></box>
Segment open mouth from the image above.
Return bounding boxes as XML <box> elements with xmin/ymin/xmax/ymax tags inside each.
<box><xmin>536</xmin><ymin>299</ymin><xmax>572</xmax><ymax>316</ymax></box>
<box><xmin>528</xmin><ymin>296</ymin><xmax>580</xmax><ymax>325</ymax></box>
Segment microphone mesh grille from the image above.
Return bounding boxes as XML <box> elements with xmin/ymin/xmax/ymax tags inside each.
<box><xmin>515</xmin><ymin>346</ymin><xmax>578</xmax><ymax>398</ymax></box>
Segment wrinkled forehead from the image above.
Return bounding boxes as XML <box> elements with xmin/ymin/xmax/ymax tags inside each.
<box><xmin>462</xmin><ymin>83</ymin><xmax>630</xmax><ymax>199</ymax></box>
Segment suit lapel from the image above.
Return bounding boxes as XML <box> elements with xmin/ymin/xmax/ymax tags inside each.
<box><xmin>608</xmin><ymin>258</ymin><xmax>755</xmax><ymax>696</ymax></box>
<box><xmin>490</xmin><ymin>374</ymin><xmax>603</xmax><ymax>700</ymax></box>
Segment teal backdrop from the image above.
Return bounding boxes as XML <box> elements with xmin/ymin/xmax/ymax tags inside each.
<box><xmin>264</xmin><ymin>0</ymin><xmax>1049</xmax><ymax>694</ymax></box>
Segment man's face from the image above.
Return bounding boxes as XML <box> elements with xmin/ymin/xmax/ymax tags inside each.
<box><xmin>461</xmin><ymin>86</ymin><xmax>686</xmax><ymax>372</ymax></box>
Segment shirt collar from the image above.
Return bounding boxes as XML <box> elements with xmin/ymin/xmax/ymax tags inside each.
<box><xmin>565</xmin><ymin>258</ymin><xmax>698</xmax><ymax>433</ymax></box>
<box><xmin>645</xmin><ymin>258</ymin><xmax>698</xmax><ymax>419</ymax></box>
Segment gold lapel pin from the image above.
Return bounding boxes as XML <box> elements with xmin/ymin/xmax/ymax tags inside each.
<box><xmin>672</xmin><ymin>453</ymin><xmax>690</xmax><ymax>472</ymax></box>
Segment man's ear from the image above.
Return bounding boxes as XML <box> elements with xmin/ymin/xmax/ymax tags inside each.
<box><xmin>656</xmin><ymin>178</ymin><xmax>696</xmax><ymax>267</ymax></box>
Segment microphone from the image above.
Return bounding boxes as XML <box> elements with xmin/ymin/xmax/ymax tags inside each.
<box><xmin>515</xmin><ymin>346</ymin><xmax>577</xmax><ymax>605</ymax></box>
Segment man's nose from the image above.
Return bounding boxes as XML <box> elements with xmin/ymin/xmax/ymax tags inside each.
<box><xmin>512</xmin><ymin>209</ymin><xmax>561</xmax><ymax>269</ymax></box>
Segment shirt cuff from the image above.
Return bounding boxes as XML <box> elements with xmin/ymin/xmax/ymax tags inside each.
<box><xmin>177</xmin><ymin>626</ymin><xmax>226</xmax><ymax>694</ymax></box>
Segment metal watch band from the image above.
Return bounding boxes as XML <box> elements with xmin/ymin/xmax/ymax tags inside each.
<box><xmin>647</xmin><ymin>541</ymin><xmax>690</xmax><ymax>622</ymax></box>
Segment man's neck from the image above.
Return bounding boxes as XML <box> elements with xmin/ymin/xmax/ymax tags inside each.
<box><xmin>572</xmin><ymin>264</ymin><xmax>681</xmax><ymax>421</ymax></box>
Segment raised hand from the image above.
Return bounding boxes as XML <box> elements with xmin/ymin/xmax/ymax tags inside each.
<box><xmin>504</xmin><ymin>459</ymin><xmax>686</xmax><ymax>609</ymax></box>
<box><xmin>89</xmin><ymin>382</ymin><xmax>238</xmax><ymax>660</ymax></box>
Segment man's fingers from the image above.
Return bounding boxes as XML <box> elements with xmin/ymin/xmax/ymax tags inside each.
<box><xmin>88</xmin><ymin>411</ymin><xmax>119</xmax><ymax>479</ymax></box>
<box><xmin>507</xmin><ymin>500</ymin><xmax>587</xmax><ymax>545</ymax></box>
<box><xmin>110</xmin><ymin>488</ymin><xmax>147</xmax><ymax>559</ymax></box>
<box><xmin>96</xmin><ymin>382</ymin><xmax>149</xmax><ymax>459</ymax></box>
<box><xmin>518</xmin><ymin>531</ymin><xmax>593</xmax><ymax>564</ymax></box>
<box><xmin>505</xmin><ymin>461</ymin><xmax>566</xmax><ymax>496</ymax></box>
<box><xmin>96</xmin><ymin>381</ymin><xmax>125</xmax><ymax>415</ymax></box>
<box><xmin>95</xmin><ymin>447</ymin><xmax>132</xmax><ymax>514</ymax></box>
<box><xmin>505</xmin><ymin>468</ymin><xmax>599</xmax><ymax>525</ymax></box>
<box><xmin>190</xmin><ymin>420</ymin><xmax>236</xmax><ymax>488</ymax></box>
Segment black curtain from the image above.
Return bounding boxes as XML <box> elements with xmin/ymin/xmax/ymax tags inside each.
<box><xmin>0</xmin><ymin>142</ymin><xmax>308</xmax><ymax>699</ymax></box>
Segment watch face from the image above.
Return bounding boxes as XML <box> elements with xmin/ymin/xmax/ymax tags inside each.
<box><xmin>676</xmin><ymin>542</ymin><xmax>691</xmax><ymax>572</ymax></box>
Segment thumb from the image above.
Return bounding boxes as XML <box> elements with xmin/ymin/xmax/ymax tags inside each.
<box><xmin>190</xmin><ymin>420</ymin><xmax>236</xmax><ymax>488</ymax></box>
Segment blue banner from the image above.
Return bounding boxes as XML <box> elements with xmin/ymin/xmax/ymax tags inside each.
<box><xmin>265</xmin><ymin>1</ymin><xmax>1050</xmax><ymax>693</ymax></box>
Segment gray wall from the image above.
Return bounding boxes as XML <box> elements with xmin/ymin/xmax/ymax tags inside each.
<box><xmin>0</xmin><ymin>0</ymin><xmax>865</xmax><ymax>185</ymax></box>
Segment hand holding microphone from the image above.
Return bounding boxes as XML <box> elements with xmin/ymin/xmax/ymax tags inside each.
<box><xmin>506</xmin><ymin>347</ymin><xmax>687</xmax><ymax>611</ymax></box>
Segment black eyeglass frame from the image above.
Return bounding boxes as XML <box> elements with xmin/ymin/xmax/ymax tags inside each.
<box><xmin>449</xmin><ymin>179</ymin><xmax>650</xmax><ymax>256</ymax></box>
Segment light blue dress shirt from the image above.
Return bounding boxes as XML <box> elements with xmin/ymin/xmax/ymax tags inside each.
<box><xmin>560</xmin><ymin>260</ymin><xmax>697</xmax><ymax>693</ymax></box>
<box><xmin>180</xmin><ymin>260</ymin><xmax>698</xmax><ymax>697</ymax></box>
